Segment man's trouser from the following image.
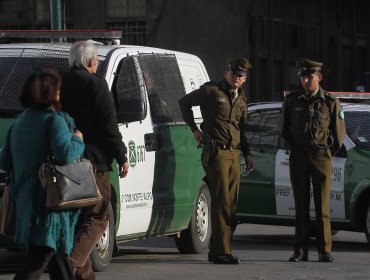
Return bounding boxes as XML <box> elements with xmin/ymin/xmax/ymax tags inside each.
<box><xmin>14</xmin><ymin>245</ymin><xmax>74</xmax><ymax>280</ymax></box>
<box><xmin>205</xmin><ymin>149</ymin><xmax>240</xmax><ymax>257</ymax></box>
<box><xmin>289</xmin><ymin>148</ymin><xmax>332</xmax><ymax>253</ymax></box>
<box><xmin>71</xmin><ymin>172</ymin><xmax>111</xmax><ymax>280</ymax></box>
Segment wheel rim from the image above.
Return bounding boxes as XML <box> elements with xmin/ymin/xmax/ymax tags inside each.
<box><xmin>196</xmin><ymin>193</ymin><xmax>209</xmax><ymax>242</ymax></box>
<box><xmin>95</xmin><ymin>222</ymin><xmax>110</xmax><ymax>259</ymax></box>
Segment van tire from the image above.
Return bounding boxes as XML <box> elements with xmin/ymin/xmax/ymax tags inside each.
<box><xmin>90</xmin><ymin>203</ymin><xmax>115</xmax><ymax>272</ymax></box>
<box><xmin>175</xmin><ymin>182</ymin><xmax>211</xmax><ymax>253</ymax></box>
<box><xmin>365</xmin><ymin>200</ymin><xmax>370</xmax><ymax>244</ymax></box>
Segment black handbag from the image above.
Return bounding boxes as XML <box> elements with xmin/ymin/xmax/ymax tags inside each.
<box><xmin>39</xmin><ymin>157</ymin><xmax>102</xmax><ymax>210</ymax></box>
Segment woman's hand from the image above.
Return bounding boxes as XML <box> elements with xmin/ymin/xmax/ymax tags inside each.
<box><xmin>73</xmin><ymin>129</ymin><xmax>83</xmax><ymax>140</ymax></box>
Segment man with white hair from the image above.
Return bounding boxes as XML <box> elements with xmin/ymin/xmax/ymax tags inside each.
<box><xmin>60</xmin><ymin>41</ymin><xmax>129</xmax><ymax>279</ymax></box>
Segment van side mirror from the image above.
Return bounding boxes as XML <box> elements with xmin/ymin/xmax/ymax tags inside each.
<box><xmin>116</xmin><ymin>97</ymin><xmax>146</xmax><ymax>123</ymax></box>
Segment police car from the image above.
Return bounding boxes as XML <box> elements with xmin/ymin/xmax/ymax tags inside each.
<box><xmin>236</xmin><ymin>94</ymin><xmax>370</xmax><ymax>244</ymax></box>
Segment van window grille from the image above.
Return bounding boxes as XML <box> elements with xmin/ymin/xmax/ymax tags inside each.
<box><xmin>138</xmin><ymin>53</ymin><xmax>186</xmax><ymax>124</ymax></box>
<box><xmin>0</xmin><ymin>44</ymin><xmax>107</xmax><ymax>116</ymax></box>
<box><xmin>114</xmin><ymin>53</ymin><xmax>186</xmax><ymax>125</ymax></box>
<box><xmin>114</xmin><ymin>55</ymin><xmax>148</xmax><ymax>119</ymax></box>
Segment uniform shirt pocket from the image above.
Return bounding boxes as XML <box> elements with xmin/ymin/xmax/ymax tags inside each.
<box><xmin>216</xmin><ymin>96</ymin><xmax>229</xmax><ymax>120</ymax></box>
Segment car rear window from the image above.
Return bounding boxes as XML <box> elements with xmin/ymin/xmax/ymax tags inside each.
<box><xmin>344</xmin><ymin>104</ymin><xmax>370</xmax><ymax>150</ymax></box>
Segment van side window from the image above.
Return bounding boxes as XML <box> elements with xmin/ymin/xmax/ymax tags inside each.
<box><xmin>0</xmin><ymin>46</ymin><xmax>107</xmax><ymax>116</ymax></box>
<box><xmin>138</xmin><ymin>53</ymin><xmax>186</xmax><ymax>124</ymax></box>
<box><xmin>0</xmin><ymin>47</ymin><xmax>70</xmax><ymax>115</ymax></box>
<box><xmin>112</xmin><ymin>56</ymin><xmax>147</xmax><ymax>121</ymax></box>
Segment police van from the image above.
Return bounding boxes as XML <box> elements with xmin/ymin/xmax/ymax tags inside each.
<box><xmin>0</xmin><ymin>38</ymin><xmax>211</xmax><ymax>271</ymax></box>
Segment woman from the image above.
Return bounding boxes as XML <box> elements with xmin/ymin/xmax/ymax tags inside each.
<box><xmin>0</xmin><ymin>69</ymin><xmax>84</xmax><ymax>279</ymax></box>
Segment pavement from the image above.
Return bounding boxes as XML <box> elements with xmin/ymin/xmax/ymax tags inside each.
<box><xmin>0</xmin><ymin>224</ymin><xmax>369</xmax><ymax>280</ymax></box>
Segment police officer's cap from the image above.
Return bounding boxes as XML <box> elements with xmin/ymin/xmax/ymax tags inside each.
<box><xmin>296</xmin><ymin>58</ymin><xmax>323</xmax><ymax>76</ymax></box>
<box><xmin>228</xmin><ymin>58</ymin><xmax>252</xmax><ymax>77</ymax></box>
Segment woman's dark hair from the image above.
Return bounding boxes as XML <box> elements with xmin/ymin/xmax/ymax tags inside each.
<box><xmin>18</xmin><ymin>68</ymin><xmax>62</xmax><ymax>111</ymax></box>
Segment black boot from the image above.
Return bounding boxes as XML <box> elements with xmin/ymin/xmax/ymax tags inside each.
<box><xmin>289</xmin><ymin>249</ymin><xmax>308</xmax><ymax>262</ymax></box>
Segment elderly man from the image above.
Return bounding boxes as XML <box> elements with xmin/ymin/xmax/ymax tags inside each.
<box><xmin>60</xmin><ymin>41</ymin><xmax>129</xmax><ymax>279</ymax></box>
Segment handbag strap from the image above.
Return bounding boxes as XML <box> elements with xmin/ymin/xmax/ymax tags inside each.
<box><xmin>45</xmin><ymin>111</ymin><xmax>78</xmax><ymax>161</ymax></box>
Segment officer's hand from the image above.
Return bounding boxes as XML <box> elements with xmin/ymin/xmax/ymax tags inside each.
<box><xmin>119</xmin><ymin>162</ymin><xmax>129</xmax><ymax>178</ymax></box>
<box><xmin>245</xmin><ymin>155</ymin><xmax>254</xmax><ymax>171</ymax></box>
<box><xmin>193</xmin><ymin>130</ymin><xmax>202</xmax><ymax>144</ymax></box>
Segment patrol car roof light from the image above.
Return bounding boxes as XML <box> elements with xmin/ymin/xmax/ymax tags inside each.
<box><xmin>0</xmin><ymin>30</ymin><xmax>122</xmax><ymax>45</ymax></box>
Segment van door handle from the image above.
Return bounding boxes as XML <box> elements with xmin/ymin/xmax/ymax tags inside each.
<box><xmin>144</xmin><ymin>133</ymin><xmax>161</xmax><ymax>151</ymax></box>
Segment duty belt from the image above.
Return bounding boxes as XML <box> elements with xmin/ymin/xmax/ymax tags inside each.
<box><xmin>217</xmin><ymin>144</ymin><xmax>237</xmax><ymax>151</ymax></box>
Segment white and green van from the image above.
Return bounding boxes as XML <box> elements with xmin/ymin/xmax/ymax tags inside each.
<box><xmin>0</xmin><ymin>42</ymin><xmax>211</xmax><ymax>271</ymax></box>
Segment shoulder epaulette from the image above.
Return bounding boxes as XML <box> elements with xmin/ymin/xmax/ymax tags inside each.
<box><xmin>325</xmin><ymin>93</ymin><xmax>336</xmax><ymax>101</ymax></box>
<box><xmin>203</xmin><ymin>81</ymin><xmax>218</xmax><ymax>86</ymax></box>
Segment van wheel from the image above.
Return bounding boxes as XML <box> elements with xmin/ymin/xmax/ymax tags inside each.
<box><xmin>365</xmin><ymin>200</ymin><xmax>370</xmax><ymax>244</ymax></box>
<box><xmin>175</xmin><ymin>182</ymin><xmax>211</xmax><ymax>253</ymax></box>
<box><xmin>90</xmin><ymin>203</ymin><xmax>115</xmax><ymax>272</ymax></box>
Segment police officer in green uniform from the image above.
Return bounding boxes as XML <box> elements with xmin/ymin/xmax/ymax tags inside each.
<box><xmin>179</xmin><ymin>58</ymin><xmax>254</xmax><ymax>264</ymax></box>
<box><xmin>281</xmin><ymin>58</ymin><xmax>346</xmax><ymax>263</ymax></box>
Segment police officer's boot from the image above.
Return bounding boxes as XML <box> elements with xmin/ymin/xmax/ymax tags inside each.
<box><xmin>318</xmin><ymin>252</ymin><xmax>333</xmax><ymax>262</ymax></box>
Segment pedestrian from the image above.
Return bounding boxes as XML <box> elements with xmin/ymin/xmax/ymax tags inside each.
<box><xmin>281</xmin><ymin>58</ymin><xmax>346</xmax><ymax>262</ymax></box>
<box><xmin>179</xmin><ymin>58</ymin><xmax>254</xmax><ymax>264</ymax></box>
<box><xmin>60</xmin><ymin>41</ymin><xmax>129</xmax><ymax>279</ymax></box>
<box><xmin>0</xmin><ymin>68</ymin><xmax>84</xmax><ymax>279</ymax></box>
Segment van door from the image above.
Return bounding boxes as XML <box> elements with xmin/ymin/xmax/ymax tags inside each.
<box><xmin>111</xmin><ymin>55</ymin><xmax>155</xmax><ymax>236</ymax></box>
<box><xmin>111</xmin><ymin>53</ymin><xmax>191</xmax><ymax>237</ymax></box>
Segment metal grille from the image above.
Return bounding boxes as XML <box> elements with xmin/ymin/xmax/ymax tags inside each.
<box><xmin>106</xmin><ymin>21</ymin><xmax>146</xmax><ymax>45</ymax></box>
<box><xmin>0</xmin><ymin>44</ymin><xmax>107</xmax><ymax>116</ymax></box>
<box><xmin>139</xmin><ymin>53</ymin><xmax>186</xmax><ymax>124</ymax></box>
<box><xmin>114</xmin><ymin>53</ymin><xmax>186</xmax><ymax>124</ymax></box>
<box><xmin>343</xmin><ymin>103</ymin><xmax>370</xmax><ymax>150</ymax></box>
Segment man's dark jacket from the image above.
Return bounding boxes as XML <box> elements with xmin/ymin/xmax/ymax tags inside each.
<box><xmin>60</xmin><ymin>67</ymin><xmax>127</xmax><ymax>171</ymax></box>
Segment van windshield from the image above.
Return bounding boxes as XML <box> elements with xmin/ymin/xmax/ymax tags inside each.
<box><xmin>0</xmin><ymin>45</ymin><xmax>107</xmax><ymax>116</ymax></box>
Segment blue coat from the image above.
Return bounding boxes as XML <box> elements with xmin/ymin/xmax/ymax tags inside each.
<box><xmin>0</xmin><ymin>106</ymin><xmax>85</xmax><ymax>255</ymax></box>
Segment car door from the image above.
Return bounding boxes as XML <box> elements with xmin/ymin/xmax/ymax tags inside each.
<box><xmin>237</xmin><ymin>106</ymin><xmax>282</xmax><ymax>217</ymax></box>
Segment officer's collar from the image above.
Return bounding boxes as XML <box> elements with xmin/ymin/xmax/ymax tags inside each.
<box><xmin>220</xmin><ymin>79</ymin><xmax>241</xmax><ymax>93</ymax></box>
<box><xmin>298</xmin><ymin>87</ymin><xmax>326</xmax><ymax>101</ymax></box>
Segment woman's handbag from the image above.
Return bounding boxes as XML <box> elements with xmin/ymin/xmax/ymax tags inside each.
<box><xmin>39</xmin><ymin>157</ymin><xmax>102</xmax><ymax>210</ymax></box>
<box><xmin>0</xmin><ymin>183</ymin><xmax>16</xmax><ymax>237</ymax></box>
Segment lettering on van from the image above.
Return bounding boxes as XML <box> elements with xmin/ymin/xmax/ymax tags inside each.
<box><xmin>121</xmin><ymin>192</ymin><xmax>153</xmax><ymax>209</ymax></box>
<box><xmin>128</xmin><ymin>140</ymin><xmax>146</xmax><ymax>167</ymax></box>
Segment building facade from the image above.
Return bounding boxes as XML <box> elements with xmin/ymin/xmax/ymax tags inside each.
<box><xmin>1</xmin><ymin>0</ymin><xmax>369</xmax><ymax>101</ymax></box>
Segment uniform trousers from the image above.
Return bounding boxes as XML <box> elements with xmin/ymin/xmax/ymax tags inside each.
<box><xmin>289</xmin><ymin>148</ymin><xmax>332</xmax><ymax>253</ymax></box>
<box><xmin>205</xmin><ymin>149</ymin><xmax>240</xmax><ymax>257</ymax></box>
<box><xmin>14</xmin><ymin>245</ymin><xmax>74</xmax><ymax>280</ymax></box>
<box><xmin>70</xmin><ymin>172</ymin><xmax>111</xmax><ymax>280</ymax></box>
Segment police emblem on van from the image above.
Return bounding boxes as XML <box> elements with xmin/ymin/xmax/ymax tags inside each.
<box><xmin>128</xmin><ymin>140</ymin><xmax>137</xmax><ymax>167</ymax></box>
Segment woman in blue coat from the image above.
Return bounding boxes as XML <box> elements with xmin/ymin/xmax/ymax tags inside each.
<box><xmin>0</xmin><ymin>69</ymin><xmax>85</xmax><ymax>279</ymax></box>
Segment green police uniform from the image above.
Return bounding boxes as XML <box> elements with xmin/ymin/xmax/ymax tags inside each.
<box><xmin>179</xmin><ymin>59</ymin><xmax>251</xmax><ymax>260</ymax></box>
<box><xmin>281</xmin><ymin>58</ymin><xmax>346</xmax><ymax>261</ymax></box>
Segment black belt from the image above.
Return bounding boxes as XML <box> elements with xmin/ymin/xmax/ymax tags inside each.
<box><xmin>217</xmin><ymin>144</ymin><xmax>238</xmax><ymax>151</ymax></box>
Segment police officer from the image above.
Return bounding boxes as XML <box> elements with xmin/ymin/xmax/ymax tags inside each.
<box><xmin>281</xmin><ymin>58</ymin><xmax>346</xmax><ymax>262</ymax></box>
<box><xmin>179</xmin><ymin>58</ymin><xmax>254</xmax><ymax>264</ymax></box>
